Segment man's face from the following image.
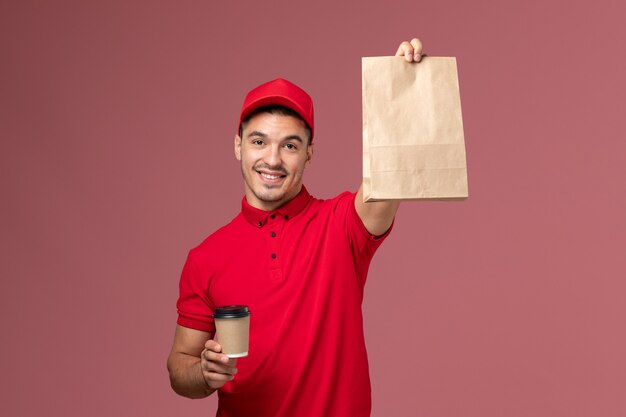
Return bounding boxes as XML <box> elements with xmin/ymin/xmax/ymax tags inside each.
<box><xmin>235</xmin><ymin>112</ymin><xmax>313</xmax><ymax>211</ymax></box>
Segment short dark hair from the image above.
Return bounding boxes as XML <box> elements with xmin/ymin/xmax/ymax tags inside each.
<box><xmin>239</xmin><ymin>105</ymin><xmax>312</xmax><ymax>143</ymax></box>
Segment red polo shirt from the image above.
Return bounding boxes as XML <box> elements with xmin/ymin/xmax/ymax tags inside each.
<box><xmin>176</xmin><ymin>186</ymin><xmax>391</xmax><ymax>417</ymax></box>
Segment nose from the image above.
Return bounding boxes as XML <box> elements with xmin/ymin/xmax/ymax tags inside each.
<box><xmin>263</xmin><ymin>144</ymin><xmax>282</xmax><ymax>168</ymax></box>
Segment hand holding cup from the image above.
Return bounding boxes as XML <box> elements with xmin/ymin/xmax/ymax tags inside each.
<box><xmin>200</xmin><ymin>340</ymin><xmax>239</xmax><ymax>390</ymax></box>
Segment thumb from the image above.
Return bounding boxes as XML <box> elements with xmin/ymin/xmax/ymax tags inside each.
<box><xmin>205</xmin><ymin>339</ymin><xmax>222</xmax><ymax>352</ymax></box>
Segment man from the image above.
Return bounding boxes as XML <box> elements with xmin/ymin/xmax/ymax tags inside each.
<box><xmin>167</xmin><ymin>39</ymin><xmax>424</xmax><ymax>416</ymax></box>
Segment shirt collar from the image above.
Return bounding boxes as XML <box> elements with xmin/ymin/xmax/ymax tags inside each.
<box><xmin>241</xmin><ymin>186</ymin><xmax>312</xmax><ymax>227</ymax></box>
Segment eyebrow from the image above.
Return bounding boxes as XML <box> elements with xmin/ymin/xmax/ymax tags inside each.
<box><xmin>247</xmin><ymin>131</ymin><xmax>304</xmax><ymax>143</ymax></box>
<box><xmin>247</xmin><ymin>130</ymin><xmax>267</xmax><ymax>138</ymax></box>
<box><xmin>283</xmin><ymin>135</ymin><xmax>304</xmax><ymax>143</ymax></box>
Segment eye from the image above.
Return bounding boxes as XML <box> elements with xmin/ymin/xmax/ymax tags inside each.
<box><xmin>284</xmin><ymin>143</ymin><xmax>297</xmax><ymax>151</ymax></box>
<box><xmin>252</xmin><ymin>139</ymin><xmax>264</xmax><ymax>146</ymax></box>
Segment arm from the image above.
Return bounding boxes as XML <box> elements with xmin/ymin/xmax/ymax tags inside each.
<box><xmin>355</xmin><ymin>184</ymin><xmax>400</xmax><ymax>237</ymax></box>
<box><xmin>354</xmin><ymin>38</ymin><xmax>424</xmax><ymax>236</ymax></box>
<box><xmin>167</xmin><ymin>325</ymin><xmax>238</xmax><ymax>399</ymax></box>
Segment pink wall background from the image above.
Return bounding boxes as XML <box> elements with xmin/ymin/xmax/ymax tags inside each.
<box><xmin>1</xmin><ymin>1</ymin><xmax>625</xmax><ymax>416</ymax></box>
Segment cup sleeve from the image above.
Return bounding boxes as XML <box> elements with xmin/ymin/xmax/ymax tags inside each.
<box><xmin>176</xmin><ymin>250</ymin><xmax>216</xmax><ymax>333</ymax></box>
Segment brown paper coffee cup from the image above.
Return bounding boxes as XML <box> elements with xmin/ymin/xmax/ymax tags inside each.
<box><xmin>213</xmin><ymin>305</ymin><xmax>251</xmax><ymax>358</ymax></box>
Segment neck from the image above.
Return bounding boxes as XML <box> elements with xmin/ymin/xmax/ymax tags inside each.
<box><xmin>244</xmin><ymin>184</ymin><xmax>303</xmax><ymax>212</ymax></box>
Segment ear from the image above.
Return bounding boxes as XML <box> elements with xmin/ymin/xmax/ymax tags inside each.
<box><xmin>234</xmin><ymin>135</ymin><xmax>242</xmax><ymax>161</ymax></box>
<box><xmin>305</xmin><ymin>142</ymin><xmax>314</xmax><ymax>167</ymax></box>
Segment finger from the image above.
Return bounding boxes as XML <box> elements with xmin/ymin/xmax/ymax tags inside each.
<box><xmin>410</xmin><ymin>38</ymin><xmax>424</xmax><ymax>62</ymax></box>
<box><xmin>203</xmin><ymin>348</ymin><xmax>231</xmax><ymax>364</ymax></box>
<box><xmin>203</xmin><ymin>371</ymin><xmax>236</xmax><ymax>383</ymax></box>
<box><xmin>203</xmin><ymin>360</ymin><xmax>238</xmax><ymax>376</ymax></box>
<box><xmin>395</xmin><ymin>41</ymin><xmax>414</xmax><ymax>62</ymax></box>
<box><xmin>204</xmin><ymin>339</ymin><xmax>222</xmax><ymax>352</ymax></box>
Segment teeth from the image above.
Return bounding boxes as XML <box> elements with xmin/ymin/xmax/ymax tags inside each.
<box><xmin>261</xmin><ymin>172</ymin><xmax>281</xmax><ymax>180</ymax></box>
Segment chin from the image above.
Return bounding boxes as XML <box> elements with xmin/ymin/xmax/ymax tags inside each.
<box><xmin>253</xmin><ymin>187</ymin><xmax>285</xmax><ymax>203</ymax></box>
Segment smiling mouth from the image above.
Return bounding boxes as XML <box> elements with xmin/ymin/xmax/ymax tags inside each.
<box><xmin>259</xmin><ymin>172</ymin><xmax>284</xmax><ymax>180</ymax></box>
<box><xmin>256</xmin><ymin>170</ymin><xmax>287</xmax><ymax>183</ymax></box>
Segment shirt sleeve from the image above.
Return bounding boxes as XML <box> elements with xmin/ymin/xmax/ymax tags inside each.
<box><xmin>347</xmin><ymin>192</ymin><xmax>393</xmax><ymax>252</ymax></box>
<box><xmin>332</xmin><ymin>192</ymin><xmax>394</xmax><ymax>285</ymax></box>
<box><xmin>176</xmin><ymin>249</ymin><xmax>216</xmax><ymax>333</ymax></box>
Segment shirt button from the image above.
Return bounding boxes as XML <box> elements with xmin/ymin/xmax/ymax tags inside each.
<box><xmin>257</xmin><ymin>221</ymin><xmax>263</xmax><ymax>227</ymax></box>
<box><xmin>271</xmin><ymin>253</ymin><xmax>277</xmax><ymax>259</ymax></box>
<box><xmin>270</xmin><ymin>214</ymin><xmax>276</xmax><ymax>219</ymax></box>
<box><xmin>284</xmin><ymin>215</ymin><xmax>289</xmax><ymax>220</ymax></box>
<box><xmin>271</xmin><ymin>231</ymin><xmax>276</xmax><ymax>237</ymax></box>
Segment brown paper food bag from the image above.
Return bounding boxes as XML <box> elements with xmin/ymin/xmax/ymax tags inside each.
<box><xmin>362</xmin><ymin>56</ymin><xmax>468</xmax><ymax>201</ymax></box>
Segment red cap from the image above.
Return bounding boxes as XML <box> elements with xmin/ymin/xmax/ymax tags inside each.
<box><xmin>238</xmin><ymin>78</ymin><xmax>315</xmax><ymax>141</ymax></box>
